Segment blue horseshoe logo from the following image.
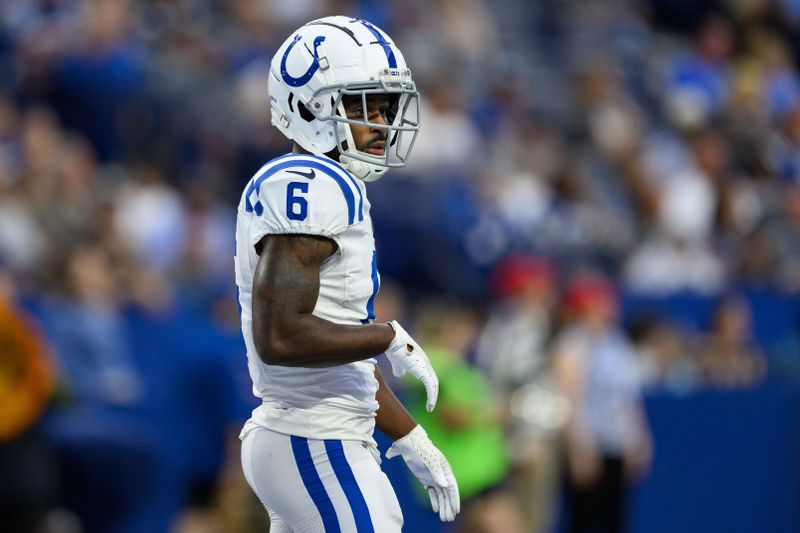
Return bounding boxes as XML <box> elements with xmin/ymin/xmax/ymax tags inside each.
<box><xmin>280</xmin><ymin>34</ymin><xmax>326</xmax><ymax>87</ymax></box>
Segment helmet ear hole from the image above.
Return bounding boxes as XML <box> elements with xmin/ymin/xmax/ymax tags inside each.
<box><xmin>297</xmin><ymin>101</ymin><xmax>315</xmax><ymax>122</ymax></box>
<box><xmin>287</xmin><ymin>93</ymin><xmax>296</xmax><ymax>113</ymax></box>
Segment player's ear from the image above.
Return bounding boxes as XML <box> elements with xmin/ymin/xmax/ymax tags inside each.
<box><xmin>297</xmin><ymin>101</ymin><xmax>315</xmax><ymax>122</ymax></box>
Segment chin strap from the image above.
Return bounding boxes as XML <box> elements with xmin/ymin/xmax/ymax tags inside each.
<box><xmin>340</xmin><ymin>155</ymin><xmax>388</xmax><ymax>182</ymax></box>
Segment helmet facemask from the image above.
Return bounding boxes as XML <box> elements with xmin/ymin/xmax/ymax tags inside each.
<box><xmin>302</xmin><ymin>69</ymin><xmax>420</xmax><ymax>181</ymax></box>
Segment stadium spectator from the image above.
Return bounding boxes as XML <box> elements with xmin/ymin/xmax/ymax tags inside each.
<box><xmin>665</xmin><ymin>14</ymin><xmax>734</xmax><ymax>128</ymax></box>
<box><xmin>553</xmin><ymin>274</ymin><xmax>652</xmax><ymax>533</ymax></box>
<box><xmin>475</xmin><ymin>255</ymin><xmax>566</xmax><ymax>532</ymax></box>
<box><xmin>475</xmin><ymin>255</ymin><xmax>555</xmax><ymax>392</ymax></box>
<box><xmin>629</xmin><ymin>316</ymin><xmax>699</xmax><ymax>393</ymax></box>
<box><xmin>410</xmin><ymin>303</ymin><xmax>523</xmax><ymax>533</ymax></box>
<box><xmin>0</xmin><ymin>266</ymin><xmax>55</xmax><ymax>533</ymax></box>
<box><xmin>697</xmin><ymin>297</ymin><xmax>766</xmax><ymax>389</ymax></box>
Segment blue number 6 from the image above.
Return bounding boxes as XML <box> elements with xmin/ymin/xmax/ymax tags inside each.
<box><xmin>286</xmin><ymin>182</ymin><xmax>308</xmax><ymax>221</ymax></box>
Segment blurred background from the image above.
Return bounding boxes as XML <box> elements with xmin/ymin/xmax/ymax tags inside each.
<box><xmin>1</xmin><ymin>0</ymin><xmax>799</xmax><ymax>532</ymax></box>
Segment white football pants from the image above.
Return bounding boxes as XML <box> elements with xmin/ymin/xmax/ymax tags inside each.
<box><xmin>241</xmin><ymin>426</ymin><xmax>403</xmax><ymax>533</ymax></box>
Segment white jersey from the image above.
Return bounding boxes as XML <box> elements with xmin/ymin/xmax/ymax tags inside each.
<box><xmin>235</xmin><ymin>153</ymin><xmax>381</xmax><ymax>444</ymax></box>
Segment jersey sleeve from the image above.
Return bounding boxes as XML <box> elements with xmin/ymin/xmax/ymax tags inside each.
<box><xmin>246</xmin><ymin>168</ymin><xmax>352</xmax><ymax>248</ymax></box>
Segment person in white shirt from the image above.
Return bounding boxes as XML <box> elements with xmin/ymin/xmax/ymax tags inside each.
<box><xmin>553</xmin><ymin>273</ymin><xmax>652</xmax><ymax>533</ymax></box>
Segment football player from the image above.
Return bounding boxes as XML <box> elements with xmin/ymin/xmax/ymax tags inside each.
<box><xmin>235</xmin><ymin>16</ymin><xmax>460</xmax><ymax>532</ymax></box>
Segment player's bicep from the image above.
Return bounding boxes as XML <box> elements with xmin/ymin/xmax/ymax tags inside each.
<box><xmin>253</xmin><ymin>234</ymin><xmax>336</xmax><ymax>315</ymax></box>
<box><xmin>251</xmin><ymin>234</ymin><xmax>336</xmax><ymax>363</ymax></box>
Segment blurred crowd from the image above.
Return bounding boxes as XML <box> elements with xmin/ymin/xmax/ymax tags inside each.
<box><xmin>1</xmin><ymin>0</ymin><xmax>800</xmax><ymax>532</ymax></box>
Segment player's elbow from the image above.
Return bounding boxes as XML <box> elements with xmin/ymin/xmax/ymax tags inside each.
<box><xmin>254</xmin><ymin>328</ymin><xmax>300</xmax><ymax>366</ymax></box>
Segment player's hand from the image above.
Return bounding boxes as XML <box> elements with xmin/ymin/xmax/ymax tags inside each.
<box><xmin>385</xmin><ymin>425</ymin><xmax>460</xmax><ymax>522</ymax></box>
<box><xmin>384</xmin><ymin>321</ymin><xmax>439</xmax><ymax>412</ymax></box>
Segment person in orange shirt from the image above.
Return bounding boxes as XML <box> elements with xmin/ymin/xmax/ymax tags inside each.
<box><xmin>0</xmin><ymin>268</ymin><xmax>55</xmax><ymax>533</ymax></box>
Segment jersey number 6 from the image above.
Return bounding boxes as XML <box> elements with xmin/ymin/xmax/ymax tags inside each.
<box><xmin>286</xmin><ymin>182</ymin><xmax>309</xmax><ymax>221</ymax></box>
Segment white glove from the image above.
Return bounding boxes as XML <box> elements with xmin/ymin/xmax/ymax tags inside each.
<box><xmin>385</xmin><ymin>425</ymin><xmax>460</xmax><ymax>522</ymax></box>
<box><xmin>384</xmin><ymin>321</ymin><xmax>439</xmax><ymax>412</ymax></box>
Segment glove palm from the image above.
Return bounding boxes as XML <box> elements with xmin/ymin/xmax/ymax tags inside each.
<box><xmin>385</xmin><ymin>425</ymin><xmax>460</xmax><ymax>522</ymax></box>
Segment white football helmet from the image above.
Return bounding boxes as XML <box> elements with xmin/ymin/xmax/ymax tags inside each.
<box><xmin>268</xmin><ymin>16</ymin><xmax>420</xmax><ymax>181</ymax></box>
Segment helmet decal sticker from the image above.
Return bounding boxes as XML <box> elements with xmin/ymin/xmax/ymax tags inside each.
<box><xmin>280</xmin><ymin>35</ymin><xmax>327</xmax><ymax>87</ymax></box>
<box><xmin>350</xmin><ymin>18</ymin><xmax>397</xmax><ymax>68</ymax></box>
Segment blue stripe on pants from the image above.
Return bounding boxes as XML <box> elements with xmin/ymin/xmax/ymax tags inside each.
<box><xmin>290</xmin><ymin>436</ymin><xmax>341</xmax><ymax>533</ymax></box>
<box><xmin>324</xmin><ymin>440</ymin><xmax>375</xmax><ymax>533</ymax></box>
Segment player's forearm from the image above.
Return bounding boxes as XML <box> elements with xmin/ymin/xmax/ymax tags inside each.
<box><xmin>258</xmin><ymin>317</ymin><xmax>394</xmax><ymax>367</ymax></box>
<box><xmin>374</xmin><ymin>366</ymin><xmax>417</xmax><ymax>441</ymax></box>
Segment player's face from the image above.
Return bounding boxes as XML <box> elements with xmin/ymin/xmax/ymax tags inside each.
<box><xmin>343</xmin><ymin>94</ymin><xmax>394</xmax><ymax>156</ymax></box>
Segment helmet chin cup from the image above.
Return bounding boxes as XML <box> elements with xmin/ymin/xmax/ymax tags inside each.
<box><xmin>336</xmin><ymin>119</ymin><xmax>387</xmax><ymax>182</ymax></box>
<box><xmin>339</xmin><ymin>155</ymin><xmax>388</xmax><ymax>182</ymax></box>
